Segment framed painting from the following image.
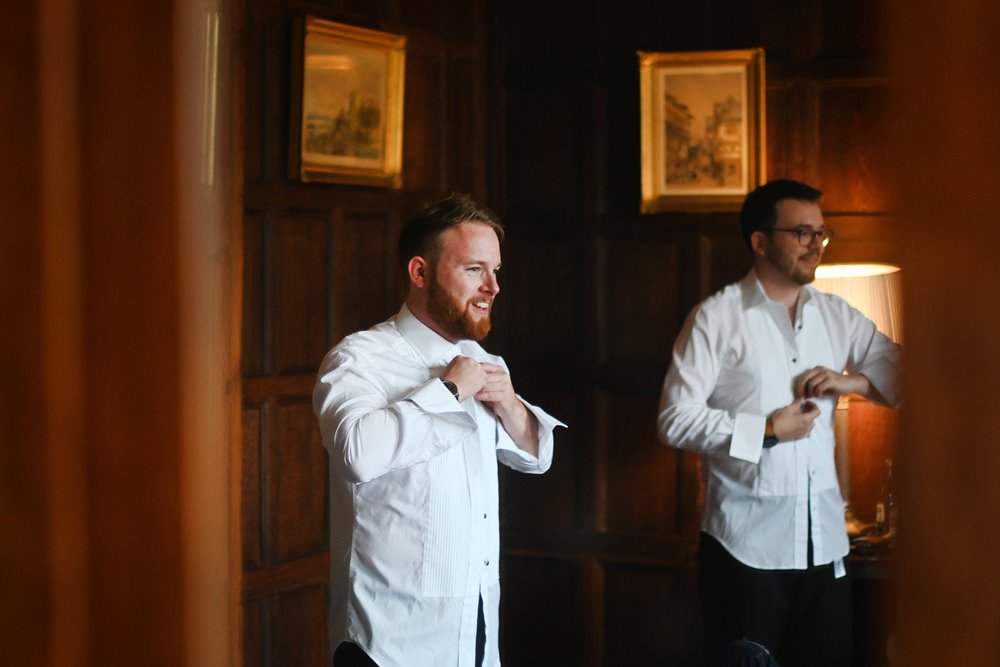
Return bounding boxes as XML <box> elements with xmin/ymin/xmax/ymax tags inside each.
<box><xmin>290</xmin><ymin>17</ymin><xmax>406</xmax><ymax>187</ymax></box>
<box><xmin>638</xmin><ymin>48</ymin><xmax>765</xmax><ymax>212</ymax></box>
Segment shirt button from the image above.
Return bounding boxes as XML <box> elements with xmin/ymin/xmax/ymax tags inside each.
<box><xmin>483</xmin><ymin>513</ymin><xmax>487</xmax><ymax>519</ymax></box>
<box><xmin>792</xmin><ymin>358</ymin><xmax>798</xmax><ymax>363</ymax></box>
<box><xmin>484</xmin><ymin>560</ymin><xmax>490</xmax><ymax>566</ymax></box>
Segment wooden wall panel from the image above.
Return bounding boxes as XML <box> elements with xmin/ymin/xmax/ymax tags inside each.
<box><xmin>243</xmin><ymin>599</ymin><xmax>265</xmax><ymax>667</ymax></box>
<box><xmin>273</xmin><ymin>400</ymin><xmax>328</xmax><ymax>562</ymax></box>
<box><xmin>500</xmin><ymin>390</ymin><xmax>577</xmax><ymax>532</ymax></box>
<box><xmin>766</xmin><ymin>82</ymin><xmax>817</xmax><ymax>184</ymax></box>
<box><xmin>272</xmin><ymin>216</ymin><xmax>330</xmax><ymax>375</ymax></box>
<box><xmin>398</xmin><ymin>0</ymin><xmax>443</xmax><ymax>33</ymax></box>
<box><xmin>332</xmin><ymin>210</ymin><xmax>393</xmax><ymax>342</ymax></box>
<box><xmin>605</xmin><ymin>393</ymin><xmax>678</xmax><ymax>535</ymax></box>
<box><xmin>498</xmin><ymin>239</ymin><xmax>576</xmax><ymax>362</ymax></box>
<box><xmin>243</xmin><ymin>406</ymin><xmax>265</xmax><ymax>570</ymax></box>
<box><xmin>818</xmin><ymin>82</ymin><xmax>891</xmax><ymax>212</ymax></box>
<box><xmin>448</xmin><ymin>53</ymin><xmax>488</xmax><ymax>198</ymax></box>
<box><xmin>499</xmin><ymin>556</ymin><xmax>589</xmax><ymax>667</ymax></box>
<box><xmin>402</xmin><ymin>45</ymin><xmax>446</xmax><ymax>193</ymax></box>
<box><xmin>270</xmin><ymin>584</ymin><xmax>329</xmax><ymax>666</ymax></box>
<box><xmin>603</xmin><ymin>564</ymin><xmax>704</xmax><ymax>666</ymax></box>
<box><xmin>605</xmin><ymin>241</ymin><xmax>679</xmax><ymax>364</ymax></box>
<box><xmin>707</xmin><ymin>231</ymin><xmax>752</xmax><ymax>296</ymax></box>
<box><xmin>506</xmin><ymin>91</ymin><xmax>578</xmax><ymax>213</ymax></box>
<box><xmin>820</xmin><ymin>213</ymin><xmax>902</xmax><ymax>265</ymax></box>
<box><xmin>243</xmin><ymin>213</ymin><xmax>266</xmax><ymax>376</ymax></box>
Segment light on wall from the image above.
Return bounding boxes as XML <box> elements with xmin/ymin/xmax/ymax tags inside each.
<box><xmin>812</xmin><ymin>263</ymin><xmax>903</xmax><ymax>533</ymax></box>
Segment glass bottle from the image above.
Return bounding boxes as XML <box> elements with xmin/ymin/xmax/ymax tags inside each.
<box><xmin>875</xmin><ymin>458</ymin><xmax>897</xmax><ymax>537</ymax></box>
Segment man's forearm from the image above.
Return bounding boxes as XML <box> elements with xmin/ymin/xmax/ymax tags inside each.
<box><xmin>495</xmin><ymin>399</ymin><xmax>540</xmax><ymax>457</ymax></box>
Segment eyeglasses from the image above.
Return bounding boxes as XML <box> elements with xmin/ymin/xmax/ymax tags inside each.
<box><xmin>770</xmin><ymin>227</ymin><xmax>834</xmax><ymax>247</ymax></box>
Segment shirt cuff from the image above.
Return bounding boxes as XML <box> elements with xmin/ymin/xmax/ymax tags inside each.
<box><xmin>496</xmin><ymin>395</ymin><xmax>566</xmax><ymax>472</ymax></box>
<box><xmin>405</xmin><ymin>378</ymin><xmax>474</xmax><ymax>420</ymax></box>
<box><xmin>730</xmin><ymin>412</ymin><xmax>765</xmax><ymax>464</ymax></box>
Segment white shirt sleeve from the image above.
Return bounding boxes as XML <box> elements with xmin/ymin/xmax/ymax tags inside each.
<box><xmin>657</xmin><ymin>307</ymin><xmax>765</xmax><ymax>463</ymax></box>
<box><xmin>841</xmin><ymin>304</ymin><xmax>902</xmax><ymax>407</ymax></box>
<box><xmin>313</xmin><ymin>349</ymin><xmax>478</xmax><ymax>484</ymax></box>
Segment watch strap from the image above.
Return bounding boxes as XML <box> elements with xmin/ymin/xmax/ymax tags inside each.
<box><xmin>440</xmin><ymin>378</ymin><xmax>460</xmax><ymax>401</ymax></box>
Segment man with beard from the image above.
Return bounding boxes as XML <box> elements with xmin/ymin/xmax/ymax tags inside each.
<box><xmin>313</xmin><ymin>194</ymin><xmax>565</xmax><ymax>667</ymax></box>
<box><xmin>657</xmin><ymin>179</ymin><xmax>901</xmax><ymax>666</ymax></box>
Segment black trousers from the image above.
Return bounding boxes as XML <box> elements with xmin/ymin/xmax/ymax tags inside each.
<box><xmin>333</xmin><ymin>595</ymin><xmax>487</xmax><ymax>667</ymax></box>
<box><xmin>699</xmin><ymin>533</ymin><xmax>853</xmax><ymax>667</ymax></box>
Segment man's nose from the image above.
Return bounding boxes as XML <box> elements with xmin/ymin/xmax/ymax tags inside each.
<box><xmin>482</xmin><ymin>272</ymin><xmax>499</xmax><ymax>295</ymax></box>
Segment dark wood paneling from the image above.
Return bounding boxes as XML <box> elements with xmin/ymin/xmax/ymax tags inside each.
<box><xmin>766</xmin><ymin>82</ymin><xmax>818</xmax><ymax>185</ymax></box>
<box><xmin>243</xmin><ymin>598</ymin><xmax>265</xmax><ymax>667</ymax></box>
<box><xmin>402</xmin><ymin>43</ymin><xmax>446</xmax><ymax>193</ymax></box>
<box><xmin>448</xmin><ymin>52</ymin><xmax>488</xmax><ymax>198</ymax></box>
<box><xmin>272</xmin><ymin>215</ymin><xmax>330</xmax><ymax>375</ymax></box>
<box><xmin>499</xmin><ymin>238</ymin><xmax>576</xmax><ymax>362</ymax></box>
<box><xmin>243</xmin><ymin>212</ymin><xmax>266</xmax><ymax>376</ymax></box>
<box><xmin>270</xmin><ymin>584</ymin><xmax>329</xmax><ymax>666</ymax></box>
<box><xmin>603</xmin><ymin>563</ymin><xmax>705</xmax><ymax>666</ymax></box>
<box><xmin>499</xmin><ymin>556</ymin><xmax>591</xmax><ymax>667</ymax></box>
<box><xmin>399</xmin><ymin>0</ymin><xmax>444</xmax><ymax>33</ymax></box>
<box><xmin>506</xmin><ymin>91</ymin><xmax>578</xmax><ymax>214</ymax></box>
<box><xmin>818</xmin><ymin>82</ymin><xmax>891</xmax><ymax>212</ymax></box>
<box><xmin>605</xmin><ymin>241</ymin><xmax>679</xmax><ymax>364</ymax></box>
<box><xmin>273</xmin><ymin>400</ymin><xmax>328</xmax><ymax>562</ymax></box>
<box><xmin>332</xmin><ymin>210</ymin><xmax>393</xmax><ymax>342</ymax></box>
<box><xmin>820</xmin><ymin>213</ymin><xmax>902</xmax><ymax>265</ymax></box>
<box><xmin>604</xmin><ymin>393</ymin><xmax>678</xmax><ymax>535</ymax></box>
<box><xmin>500</xmin><ymin>390</ymin><xmax>577</xmax><ymax>532</ymax></box>
<box><xmin>243</xmin><ymin>406</ymin><xmax>265</xmax><ymax>569</ymax></box>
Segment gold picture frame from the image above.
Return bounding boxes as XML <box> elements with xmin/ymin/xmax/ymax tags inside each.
<box><xmin>639</xmin><ymin>48</ymin><xmax>766</xmax><ymax>212</ymax></box>
<box><xmin>290</xmin><ymin>17</ymin><xmax>406</xmax><ymax>188</ymax></box>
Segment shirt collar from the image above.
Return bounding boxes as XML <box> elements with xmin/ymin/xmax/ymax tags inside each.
<box><xmin>740</xmin><ymin>268</ymin><xmax>818</xmax><ymax>312</ymax></box>
<box><xmin>394</xmin><ymin>303</ymin><xmax>462</xmax><ymax>366</ymax></box>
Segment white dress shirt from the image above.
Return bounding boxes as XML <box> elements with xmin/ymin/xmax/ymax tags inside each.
<box><xmin>313</xmin><ymin>304</ymin><xmax>565</xmax><ymax>667</ymax></box>
<box><xmin>657</xmin><ymin>270</ymin><xmax>901</xmax><ymax>570</ymax></box>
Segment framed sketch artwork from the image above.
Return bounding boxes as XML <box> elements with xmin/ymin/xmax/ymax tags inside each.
<box><xmin>290</xmin><ymin>17</ymin><xmax>406</xmax><ymax>187</ymax></box>
<box><xmin>639</xmin><ymin>48</ymin><xmax>765</xmax><ymax>212</ymax></box>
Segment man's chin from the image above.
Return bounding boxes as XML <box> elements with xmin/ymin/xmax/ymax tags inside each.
<box><xmin>466</xmin><ymin>320</ymin><xmax>492</xmax><ymax>341</ymax></box>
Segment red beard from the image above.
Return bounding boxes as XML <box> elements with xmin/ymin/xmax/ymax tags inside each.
<box><xmin>427</xmin><ymin>271</ymin><xmax>492</xmax><ymax>341</ymax></box>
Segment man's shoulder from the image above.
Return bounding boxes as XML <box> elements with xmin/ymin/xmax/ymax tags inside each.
<box><xmin>693</xmin><ymin>279</ymin><xmax>746</xmax><ymax>316</ymax></box>
<box><xmin>324</xmin><ymin>318</ymin><xmax>403</xmax><ymax>364</ymax></box>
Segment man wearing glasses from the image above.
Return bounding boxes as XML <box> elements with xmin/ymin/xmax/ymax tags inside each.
<box><xmin>657</xmin><ymin>179</ymin><xmax>901</xmax><ymax>666</ymax></box>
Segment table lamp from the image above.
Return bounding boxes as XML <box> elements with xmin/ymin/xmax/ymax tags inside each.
<box><xmin>812</xmin><ymin>263</ymin><xmax>903</xmax><ymax>534</ymax></box>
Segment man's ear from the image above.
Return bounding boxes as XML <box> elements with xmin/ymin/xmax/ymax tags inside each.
<box><xmin>407</xmin><ymin>256</ymin><xmax>429</xmax><ymax>288</ymax></box>
<box><xmin>750</xmin><ymin>230</ymin><xmax>769</xmax><ymax>257</ymax></box>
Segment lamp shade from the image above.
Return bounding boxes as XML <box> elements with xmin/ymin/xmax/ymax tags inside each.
<box><xmin>813</xmin><ymin>263</ymin><xmax>904</xmax><ymax>344</ymax></box>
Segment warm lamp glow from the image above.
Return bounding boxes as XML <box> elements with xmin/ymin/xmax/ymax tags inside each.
<box><xmin>812</xmin><ymin>263</ymin><xmax>903</xmax><ymax>532</ymax></box>
<box><xmin>813</xmin><ymin>263</ymin><xmax>904</xmax><ymax>343</ymax></box>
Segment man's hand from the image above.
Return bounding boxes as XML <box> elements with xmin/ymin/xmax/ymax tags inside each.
<box><xmin>769</xmin><ymin>399</ymin><xmax>820</xmax><ymax>442</ymax></box>
<box><xmin>796</xmin><ymin>366</ymin><xmax>870</xmax><ymax>399</ymax></box>
<box><xmin>441</xmin><ymin>356</ymin><xmax>487</xmax><ymax>401</ymax></box>
<box><xmin>475</xmin><ymin>363</ymin><xmax>519</xmax><ymax>413</ymax></box>
<box><xmin>476</xmin><ymin>362</ymin><xmax>540</xmax><ymax>456</ymax></box>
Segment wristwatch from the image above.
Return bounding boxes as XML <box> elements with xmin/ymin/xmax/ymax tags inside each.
<box><xmin>440</xmin><ymin>378</ymin><xmax>460</xmax><ymax>401</ymax></box>
<box><xmin>763</xmin><ymin>434</ymin><xmax>779</xmax><ymax>448</ymax></box>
